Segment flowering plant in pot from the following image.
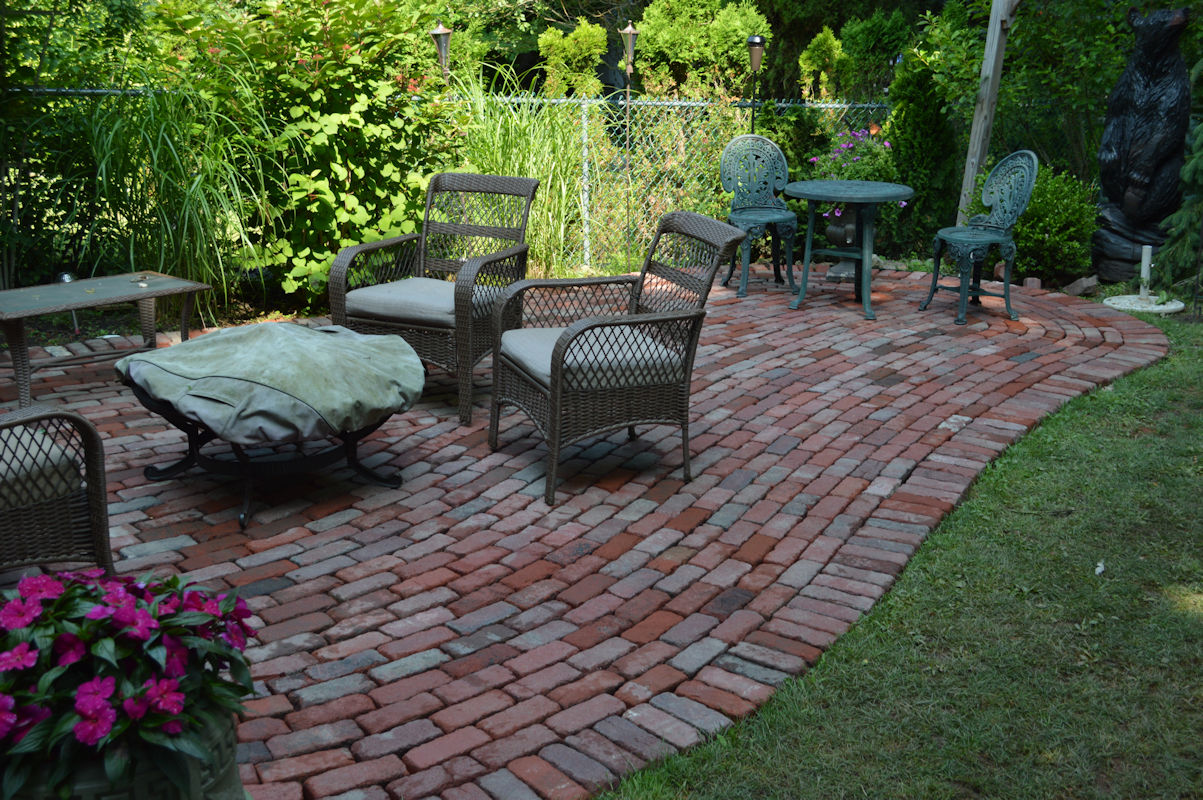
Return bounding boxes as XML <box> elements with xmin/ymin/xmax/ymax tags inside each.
<box><xmin>0</xmin><ymin>570</ymin><xmax>254</xmax><ymax>799</ymax></box>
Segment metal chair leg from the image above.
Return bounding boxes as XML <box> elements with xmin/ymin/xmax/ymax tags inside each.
<box><xmin>920</xmin><ymin>237</ymin><xmax>943</xmax><ymax>311</ymax></box>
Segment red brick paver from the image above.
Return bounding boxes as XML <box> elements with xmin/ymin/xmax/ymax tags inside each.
<box><xmin>1</xmin><ymin>265</ymin><xmax>1167</xmax><ymax>799</ymax></box>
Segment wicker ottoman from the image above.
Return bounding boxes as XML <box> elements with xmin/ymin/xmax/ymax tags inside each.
<box><xmin>115</xmin><ymin>322</ymin><xmax>424</xmax><ymax>528</ymax></box>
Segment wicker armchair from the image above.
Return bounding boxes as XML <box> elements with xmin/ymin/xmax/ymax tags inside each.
<box><xmin>0</xmin><ymin>405</ymin><xmax>113</xmax><ymax>574</ymax></box>
<box><xmin>489</xmin><ymin>211</ymin><xmax>745</xmax><ymax>504</ymax></box>
<box><xmin>329</xmin><ymin>173</ymin><xmax>540</xmax><ymax>423</ymax></box>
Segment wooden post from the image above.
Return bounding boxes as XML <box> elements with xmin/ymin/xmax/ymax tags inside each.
<box><xmin>957</xmin><ymin>0</ymin><xmax>1022</xmax><ymax>224</ymax></box>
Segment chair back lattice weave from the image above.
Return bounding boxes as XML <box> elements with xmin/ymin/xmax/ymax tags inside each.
<box><xmin>972</xmin><ymin>150</ymin><xmax>1039</xmax><ymax>233</ymax></box>
<box><xmin>719</xmin><ymin>134</ymin><xmax>791</xmax><ymax>215</ymax></box>
<box><xmin>421</xmin><ymin>173</ymin><xmax>540</xmax><ymax>279</ymax></box>
<box><xmin>0</xmin><ymin>407</ymin><xmax>112</xmax><ymax>573</ymax></box>
<box><xmin>635</xmin><ymin>211</ymin><xmax>742</xmax><ymax>315</ymax></box>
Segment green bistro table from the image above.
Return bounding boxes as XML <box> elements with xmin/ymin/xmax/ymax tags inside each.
<box><xmin>784</xmin><ymin>179</ymin><xmax>914</xmax><ymax>320</ymax></box>
<box><xmin>0</xmin><ymin>271</ymin><xmax>210</xmax><ymax>407</ymax></box>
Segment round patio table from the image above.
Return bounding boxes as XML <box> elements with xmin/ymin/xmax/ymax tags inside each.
<box><xmin>784</xmin><ymin>179</ymin><xmax>913</xmax><ymax>320</ymax></box>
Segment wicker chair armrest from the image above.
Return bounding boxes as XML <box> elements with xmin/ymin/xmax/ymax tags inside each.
<box><xmin>493</xmin><ymin>275</ymin><xmax>641</xmax><ymax>337</ymax></box>
<box><xmin>550</xmin><ymin>309</ymin><xmax>706</xmax><ymax>389</ymax></box>
<box><xmin>329</xmin><ymin>233</ymin><xmax>421</xmax><ymax>322</ymax></box>
<box><xmin>454</xmin><ymin>243</ymin><xmax>530</xmax><ymax>322</ymax></box>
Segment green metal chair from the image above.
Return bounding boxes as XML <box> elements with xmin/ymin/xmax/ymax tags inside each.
<box><xmin>719</xmin><ymin>135</ymin><xmax>797</xmax><ymax>297</ymax></box>
<box><xmin>920</xmin><ymin>150</ymin><xmax>1039</xmax><ymax>325</ymax></box>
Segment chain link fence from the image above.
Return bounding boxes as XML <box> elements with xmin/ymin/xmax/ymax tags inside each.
<box><xmin>475</xmin><ymin>95</ymin><xmax>889</xmax><ymax>277</ymax></box>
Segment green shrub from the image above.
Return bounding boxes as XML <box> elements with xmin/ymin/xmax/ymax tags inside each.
<box><xmin>839</xmin><ymin>10</ymin><xmax>910</xmax><ymax>101</ymax></box>
<box><xmin>973</xmin><ymin>167</ymin><xmax>1098</xmax><ymax>288</ymax></box>
<box><xmin>168</xmin><ymin>0</ymin><xmax>468</xmax><ymax>309</ymax></box>
<box><xmin>883</xmin><ymin>46</ymin><xmax>961</xmax><ymax>257</ymax></box>
<box><xmin>636</xmin><ymin>0</ymin><xmax>770</xmax><ymax>98</ymax></box>
<box><xmin>1157</xmin><ymin>54</ymin><xmax>1202</xmax><ymax>289</ymax></box>
<box><xmin>797</xmin><ymin>27</ymin><xmax>847</xmax><ymax>99</ymax></box>
<box><xmin>538</xmin><ymin>18</ymin><xmax>605</xmax><ymax>97</ymax></box>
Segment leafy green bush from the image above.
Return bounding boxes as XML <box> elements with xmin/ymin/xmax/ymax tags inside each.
<box><xmin>797</xmin><ymin>27</ymin><xmax>846</xmax><ymax>99</ymax></box>
<box><xmin>167</xmin><ymin>0</ymin><xmax>467</xmax><ymax>309</ymax></box>
<box><xmin>1157</xmin><ymin>54</ymin><xmax>1202</xmax><ymax>289</ymax></box>
<box><xmin>839</xmin><ymin>10</ymin><xmax>910</xmax><ymax>101</ymax></box>
<box><xmin>883</xmin><ymin>46</ymin><xmax>961</xmax><ymax>257</ymax></box>
<box><xmin>538</xmin><ymin>18</ymin><xmax>605</xmax><ymax>97</ymax></box>
<box><xmin>636</xmin><ymin>0</ymin><xmax>770</xmax><ymax>98</ymax></box>
<box><xmin>974</xmin><ymin>167</ymin><xmax>1098</xmax><ymax>288</ymax></box>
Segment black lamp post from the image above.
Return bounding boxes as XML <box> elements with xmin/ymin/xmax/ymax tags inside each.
<box><xmin>430</xmin><ymin>20</ymin><xmax>452</xmax><ymax>80</ymax></box>
<box><xmin>746</xmin><ymin>34</ymin><xmax>765</xmax><ymax>134</ymax></box>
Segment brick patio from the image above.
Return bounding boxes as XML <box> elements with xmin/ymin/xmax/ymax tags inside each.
<box><xmin>0</xmin><ymin>264</ymin><xmax>1168</xmax><ymax>800</ymax></box>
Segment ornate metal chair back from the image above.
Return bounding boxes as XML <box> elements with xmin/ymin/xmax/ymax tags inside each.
<box><xmin>720</xmin><ymin>135</ymin><xmax>791</xmax><ymax>214</ymax></box>
<box><xmin>971</xmin><ymin>150</ymin><xmax>1039</xmax><ymax>233</ymax></box>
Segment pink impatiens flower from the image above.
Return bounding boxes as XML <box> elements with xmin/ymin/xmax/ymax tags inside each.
<box><xmin>11</xmin><ymin>703</ymin><xmax>50</xmax><ymax>743</ymax></box>
<box><xmin>0</xmin><ymin>693</ymin><xmax>16</xmax><ymax>739</ymax></box>
<box><xmin>53</xmin><ymin>632</ymin><xmax>86</xmax><ymax>666</ymax></box>
<box><xmin>73</xmin><ymin>703</ymin><xmax>116</xmax><ymax>746</ymax></box>
<box><xmin>0</xmin><ymin>597</ymin><xmax>42</xmax><ymax>630</ymax></box>
<box><xmin>122</xmin><ymin>694</ymin><xmax>150</xmax><ymax>720</ymax></box>
<box><xmin>113</xmin><ymin>605</ymin><xmax>159</xmax><ymax>641</ymax></box>
<box><xmin>145</xmin><ymin>678</ymin><xmax>185</xmax><ymax>715</ymax></box>
<box><xmin>17</xmin><ymin>574</ymin><xmax>65</xmax><ymax>601</ymax></box>
<box><xmin>0</xmin><ymin>641</ymin><xmax>38</xmax><ymax>671</ymax></box>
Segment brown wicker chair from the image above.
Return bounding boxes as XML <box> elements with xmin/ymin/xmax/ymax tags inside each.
<box><xmin>0</xmin><ymin>405</ymin><xmax>113</xmax><ymax>574</ymax></box>
<box><xmin>488</xmin><ymin>211</ymin><xmax>745</xmax><ymax>504</ymax></box>
<box><xmin>329</xmin><ymin>173</ymin><xmax>540</xmax><ymax>424</ymax></box>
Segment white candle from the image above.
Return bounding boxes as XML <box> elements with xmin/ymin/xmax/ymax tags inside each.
<box><xmin>1139</xmin><ymin>245</ymin><xmax>1152</xmax><ymax>303</ymax></box>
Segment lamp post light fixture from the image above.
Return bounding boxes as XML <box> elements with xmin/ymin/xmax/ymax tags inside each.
<box><xmin>746</xmin><ymin>34</ymin><xmax>765</xmax><ymax>134</ymax></box>
<box><xmin>430</xmin><ymin>20</ymin><xmax>452</xmax><ymax>80</ymax></box>
<box><xmin>620</xmin><ymin>20</ymin><xmax>639</xmax><ymax>79</ymax></box>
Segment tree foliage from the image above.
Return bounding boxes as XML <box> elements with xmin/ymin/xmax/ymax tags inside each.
<box><xmin>635</xmin><ymin>0</ymin><xmax>770</xmax><ymax>97</ymax></box>
<box><xmin>538</xmin><ymin>17</ymin><xmax>606</xmax><ymax>96</ymax></box>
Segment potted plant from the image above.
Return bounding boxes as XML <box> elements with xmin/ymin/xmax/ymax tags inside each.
<box><xmin>0</xmin><ymin>570</ymin><xmax>255</xmax><ymax>799</ymax></box>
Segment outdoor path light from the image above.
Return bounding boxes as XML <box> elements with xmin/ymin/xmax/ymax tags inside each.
<box><xmin>430</xmin><ymin>20</ymin><xmax>452</xmax><ymax>79</ymax></box>
<box><xmin>747</xmin><ymin>34</ymin><xmax>765</xmax><ymax>134</ymax></box>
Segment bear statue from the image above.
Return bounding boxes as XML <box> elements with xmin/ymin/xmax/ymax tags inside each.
<box><xmin>1092</xmin><ymin>6</ymin><xmax>1191</xmax><ymax>282</ymax></box>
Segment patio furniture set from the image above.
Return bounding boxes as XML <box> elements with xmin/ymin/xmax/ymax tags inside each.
<box><xmin>1</xmin><ymin>144</ymin><xmax>1038</xmax><ymax>571</ymax></box>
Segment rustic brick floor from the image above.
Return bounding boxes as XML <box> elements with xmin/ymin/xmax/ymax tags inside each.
<box><xmin>1</xmin><ymin>265</ymin><xmax>1168</xmax><ymax>800</ymax></box>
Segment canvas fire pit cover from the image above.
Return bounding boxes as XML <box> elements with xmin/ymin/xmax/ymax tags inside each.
<box><xmin>115</xmin><ymin>323</ymin><xmax>424</xmax><ymax>445</ymax></box>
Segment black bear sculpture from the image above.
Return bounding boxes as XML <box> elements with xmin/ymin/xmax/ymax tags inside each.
<box><xmin>1093</xmin><ymin>7</ymin><xmax>1191</xmax><ymax>282</ymax></box>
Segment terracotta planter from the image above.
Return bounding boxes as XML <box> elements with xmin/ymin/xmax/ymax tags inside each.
<box><xmin>14</xmin><ymin>714</ymin><xmax>243</xmax><ymax>800</ymax></box>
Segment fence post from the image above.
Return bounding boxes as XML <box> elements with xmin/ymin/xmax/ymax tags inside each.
<box><xmin>580</xmin><ymin>99</ymin><xmax>592</xmax><ymax>271</ymax></box>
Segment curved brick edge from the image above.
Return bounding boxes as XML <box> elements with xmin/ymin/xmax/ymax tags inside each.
<box><xmin>2</xmin><ymin>266</ymin><xmax>1168</xmax><ymax>800</ymax></box>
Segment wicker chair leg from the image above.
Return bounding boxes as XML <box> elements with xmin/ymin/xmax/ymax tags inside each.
<box><xmin>627</xmin><ymin>426</ymin><xmax>637</xmax><ymax>440</ymax></box>
<box><xmin>488</xmin><ymin>398</ymin><xmax>502</xmax><ymax>451</ymax></box>
<box><xmin>457</xmin><ymin>370</ymin><xmax>474</xmax><ymax>425</ymax></box>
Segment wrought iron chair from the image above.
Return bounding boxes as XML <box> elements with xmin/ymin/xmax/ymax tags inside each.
<box><xmin>0</xmin><ymin>405</ymin><xmax>113</xmax><ymax>574</ymax></box>
<box><xmin>719</xmin><ymin>134</ymin><xmax>797</xmax><ymax>297</ymax></box>
<box><xmin>329</xmin><ymin>173</ymin><xmax>540</xmax><ymax>423</ymax></box>
<box><xmin>489</xmin><ymin>211</ymin><xmax>745</xmax><ymax>504</ymax></box>
<box><xmin>920</xmin><ymin>150</ymin><xmax>1039</xmax><ymax>325</ymax></box>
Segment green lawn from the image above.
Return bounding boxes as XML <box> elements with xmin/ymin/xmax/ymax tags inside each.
<box><xmin>602</xmin><ymin>314</ymin><xmax>1203</xmax><ymax>800</ymax></box>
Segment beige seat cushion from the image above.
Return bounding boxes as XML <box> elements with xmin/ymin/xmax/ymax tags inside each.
<box><xmin>345</xmin><ymin>277</ymin><xmax>496</xmax><ymax>327</ymax></box>
<box><xmin>500</xmin><ymin>326</ymin><xmax>683</xmax><ymax>389</ymax></box>
<box><xmin>0</xmin><ymin>426</ymin><xmax>80</xmax><ymax>508</ymax></box>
